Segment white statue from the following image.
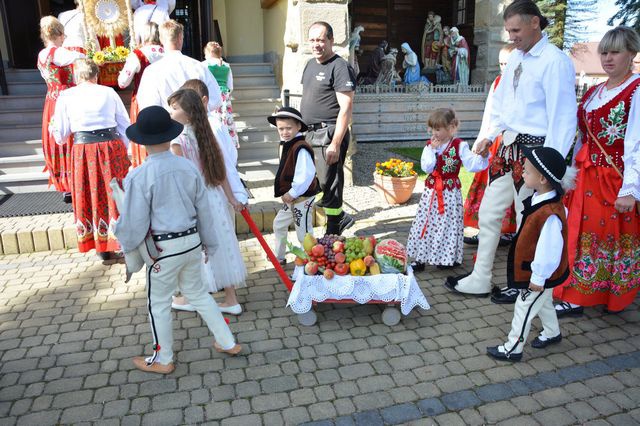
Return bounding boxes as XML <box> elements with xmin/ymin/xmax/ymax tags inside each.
<box><xmin>449</xmin><ymin>27</ymin><xmax>470</xmax><ymax>85</ymax></box>
<box><xmin>348</xmin><ymin>25</ymin><xmax>365</xmax><ymax>77</ymax></box>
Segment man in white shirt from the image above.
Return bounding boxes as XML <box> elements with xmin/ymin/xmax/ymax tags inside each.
<box><xmin>58</xmin><ymin>0</ymin><xmax>99</xmax><ymax>51</ymax></box>
<box><xmin>136</xmin><ymin>19</ymin><xmax>222</xmax><ymax>111</ymax></box>
<box><xmin>132</xmin><ymin>0</ymin><xmax>175</xmax><ymax>46</ymax></box>
<box><xmin>445</xmin><ymin>0</ymin><xmax>577</xmax><ymax>299</ymax></box>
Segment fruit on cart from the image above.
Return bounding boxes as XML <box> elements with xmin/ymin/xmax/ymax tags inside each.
<box><xmin>334</xmin><ymin>263</ymin><xmax>349</xmax><ymax>276</ymax></box>
<box><xmin>374</xmin><ymin>239</ymin><xmax>407</xmax><ymax>273</ymax></box>
<box><xmin>304</xmin><ymin>261</ymin><xmax>319</xmax><ymax>275</ymax></box>
<box><xmin>303</xmin><ymin>233</ymin><xmax>316</xmax><ymax>254</ymax></box>
<box><xmin>369</xmin><ymin>263</ymin><xmax>381</xmax><ymax>275</ymax></box>
<box><xmin>332</xmin><ymin>241</ymin><xmax>345</xmax><ymax>253</ymax></box>
<box><xmin>294</xmin><ymin>257</ymin><xmax>307</xmax><ymax>266</ymax></box>
<box><xmin>363</xmin><ymin>255</ymin><xmax>375</xmax><ymax>267</ymax></box>
<box><xmin>349</xmin><ymin>259</ymin><xmax>367</xmax><ymax>276</ymax></box>
<box><xmin>323</xmin><ymin>269</ymin><xmax>335</xmax><ymax>280</ymax></box>
<box><xmin>345</xmin><ymin>237</ymin><xmax>365</xmax><ymax>263</ymax></box>
<box><xmin>334</xmin><ymin>252</ymin><xmax>346</xmax><ymax>264</ymax></box>
<box><xmin>311</xmin><ymin>244</ymin><xmax>325</xmax><ymax>257</ymax></box>
<box><xmin>287</xmin><ymin>241</ymin><xmax>310</xmax><ymax>260</ymax></box>
<box><xmin>362</xmin><ymin>238</ymin><xmax>375</xmax><ymax>255</ymax></box>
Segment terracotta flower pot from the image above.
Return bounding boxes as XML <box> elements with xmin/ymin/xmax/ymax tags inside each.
<box><xmin>373</xmin><ymin>173</ymin><xmax>418</xmax><ymax>205</ymax></box>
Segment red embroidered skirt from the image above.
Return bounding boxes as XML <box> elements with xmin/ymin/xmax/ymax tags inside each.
<box><xmin>553</xmin><ymin>147</ymin><xmax>640</xmax><ymax>310</ymax></box>
<box><xmin>42</xmin><ymin>96</ymin><xmax>73</xmax><ymax>192</ymax></box>
<box><xmin>128</xmin><ymin>95</ymin><xmax>147</xmax><ymax>168</ymax></box>
<box><xmin>463</xmin><ymin>135</ymin><xmax>516</xmax><ymax>233</ymax></box>
<box><xmin>71</xmin><ymin>139</ymin><xmax>131</xmax><ymax>253</ymax></box>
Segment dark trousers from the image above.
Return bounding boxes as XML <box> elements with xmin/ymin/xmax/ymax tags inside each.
<box><xmin>311</xmin><ymin>129</ymin><xmax>350</xmax><ymax>213</ymax></box>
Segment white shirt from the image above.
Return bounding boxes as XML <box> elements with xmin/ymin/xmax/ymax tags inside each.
<box><xmin>132</xmin><ymin>4</ymin><xmax>170</xmax><ymax>46</ymax></box>
<box><xmin>58</xmin><ymin>9</ymin><xmax>99</xmax><ymax>50</ymax></box>
<box><xmin>51</xmin><ymin>82</ymin><xmax>130</xmax><ymax>147</ymax></box>
<box><xmin>529</xmin><ymin>190</ymin><xmax>566</xmax><ymax>286</ymax></box>
<box><xmin>483</xmin><ymin>35</ymin><xmax>578</xmax><ymax>157</ymax></box>
<box><xmin>202</xmin><ymin>59</ymin><xmax>234</xmax><ymax>92</ymax></box>
<box><xmin>37</xmin><ymin>46</ymin><xmax>84</xmax><ymax>81</ymax></box>
<box><xmin>285</xmin><ymin>134</ymin><xmax>316</xmax><ymax>199</ymax></box>
<box><xmin>207</xmin><ymin>114</ymin><xmax>248</xmax><ymax>204</ymax></box>
<box><xmin>136</xmin><ymin>50</ymin><xmax>222</xmax><ymax>111</ymax></box>
<box><xmin>117</xmin><ymin>44</ymin><xmax>165</xmax><ymax>89</ymax></box>
<box><xmin>114</xmin><ymin>150</ymin><xmax>218</xmax><ymax>253</ymax></box>
<box><xmin>421</xmin><ymin>139</ymin><xmax>489</xmax><ymax>173</ymax></box>
<box><xmin>130</xmin><ymin>0</ymin><xmax>175</xmax><ymax>12</ymax></box>
<box><xmin>578</xmin><ymin>74</ymin><xmax>640</xmax><ymax>200</ymax></box>
<box><xmin>476</xmin><ymin>76</ymin><xmax>500</xmax><ymax>144</ymax></box>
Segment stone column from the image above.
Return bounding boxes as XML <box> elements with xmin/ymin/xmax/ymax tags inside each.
<box><xmin>281</xmin><ymin>0</ymin><xmax>354</xmax><ymax>186</ymax></box>
<box><xmin>473</xmin><ymin>0</ymin><xmax>511</xmax><ymax>85</ymax></box>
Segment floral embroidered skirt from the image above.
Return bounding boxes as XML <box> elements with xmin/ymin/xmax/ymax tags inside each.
<box><xmin>42</xmin><ymin>96</ymin><xmax>73</xmax><ymax>192</ymax></box>
<box><xmin>463</xmin><ymin>136</ymin><xmax>517</xmax><ymax>233</ymax></box>
<box><xmin>553</xmin><ymin>158</ymin><xmax>640</xmax><ymax>310</ymax></box>
<box><xmin>212</xmin><ymin>91</ymin><xmax>239</xmax><ymax>148</ymax></box>
<box><xmin>71</xmin><ymin>139</ymin><xmax>131</xmax><ymax>253</ymax></box>
<box><xmin>407</xmin><ymin>188</ymin><xmax>464</xmax><ymax>266</ymax></box>
<box><xmin>128</xmin><ymin>95</ymin><xmax>147</xmax><ymax>168</ymax></box>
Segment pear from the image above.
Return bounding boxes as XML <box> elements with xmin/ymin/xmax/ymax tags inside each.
<box><xmin>303</xmin><ymin>233</ymin><xmax>317</xmax><ymax>254</ymax></box>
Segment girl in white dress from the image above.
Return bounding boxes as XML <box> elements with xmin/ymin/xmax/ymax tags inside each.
<box><xmin>406</xmin><ymin>108</ymin><xmax>489</xmax><ymax>270</ymax></box>
<box><xmin>167</xmin><ymin>88</ymin><xmax>247</xmax><ymax>315</ymax></box>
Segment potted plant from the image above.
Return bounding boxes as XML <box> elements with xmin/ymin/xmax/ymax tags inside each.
<box><xmin>373</xmin><ymin>158</ymin><xmax>418</xmax><ymax>205</ymax></box>
<box><xmin>88</xmin><ymin>45</ymin><xmax>130</xmax><ymax>87</ymax></box>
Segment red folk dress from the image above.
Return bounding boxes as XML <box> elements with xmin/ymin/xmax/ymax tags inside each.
<box><xmin>37</xmin><ymin>47</ymin><xmax>76</xmax><ymax>192</ymax></box>
<box><xmin>554</xmin><ymin>77</ymin><xmax>640</xmax><ymax>311</ymax></box>
<box><xmin>129</xmin><ymin>48</ymin><xmax>152</xmax><ymax>167</ymax></box>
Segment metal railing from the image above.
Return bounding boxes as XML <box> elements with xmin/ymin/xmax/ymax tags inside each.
<box><xmin>282</xmin><ymin>89</ymin><xmax>302</xmax><ymax>109</ymax></box>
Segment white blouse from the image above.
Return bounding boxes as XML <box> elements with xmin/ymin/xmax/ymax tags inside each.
<box><xmin>37</xmin><ymin>46</ymin><xmax>84</xmax><ymax>81</ymax></box>
<box><xmin>117</xmin><ymin>44</ymin><xmax>165</xmax><ymax>89</ymax></box>
<box><xmin>421</xmin><ymin>139</ymin><xmax>489</xmax><ymax>174</ymax></box>
<box><xmin>578</xmin><ymin>74</ymin><xmax>640</xmax><ymax>200</ymax></box>
<box><xmin>51</xmin><ymin>82</ymin><xmax>130</xmax><ymax>147</ymax></box>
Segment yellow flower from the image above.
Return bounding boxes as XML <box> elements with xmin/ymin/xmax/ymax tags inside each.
<box><xmin>115</xmin><ymin>46</ymin><xmax>129</xmax><ymax>59</ymax></box>
<box><xmin>375</xmin><ymin>157</ymin><xmax>415</xmax><ymax>178</ymax></box>
<box><xmin>93</xmin><ymin>51</ymin><xmax>105</xmax><ymax>65</ymax></box>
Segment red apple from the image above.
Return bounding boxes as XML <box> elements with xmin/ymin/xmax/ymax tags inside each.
<box><xmin>334</xmin><ymin>263</ymin><xmax>349</xmax><ymax>276</ymax></box>
<box><xmin>304</xmin><ymin>261</ymin><xmax>319</xmax><ymax>275</ymax></box>
<box><xmin>323</xmin><ymin>269</ymin><xmax>335</xmax><ymax>280</ymax></box>
<box><xmin>334</xmin><ymin>252</ymin><xmax>346</xmax><ymax>264</ymax></box>
<box><xmin>311</xmin><ymin>244</ymin><xmax>325</xmax><ymax>257</ymax></box>
<box><xmin>332</xmin><ymin>241</ymin><xmax>345</xmax><ymax>253</ymax></box>
<box><xmin>363</xmin><ymin>255</ymin><xmax>375</xmax><ymax>267</ymax></box>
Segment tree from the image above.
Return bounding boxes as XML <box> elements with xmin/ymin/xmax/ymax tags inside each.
<box><xmin>536</xmin><ymin>0</ymin><xmax>599</xmax><ymax>49</ymax></box>
<box><xmin>536</xmin><ymin>0</ymin><xmax>568</xmax><ymax>48</ymax></box>
<box><xmin>608</xmin><ymin>0</ymin><xmax>640</xmax><ymax>32</ymax></box>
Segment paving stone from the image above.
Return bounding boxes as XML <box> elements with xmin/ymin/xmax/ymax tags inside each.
<box><xmin>352</xmin><ymin>391</ymin><xmax>394</xmax><ymax>411</ymax></box>
<box><xmin>52</xmin><ymin>390</ymin><xmax>93</xmax><ymax>408</ymax></box>
<box><xmin>251</xmin><ymin>393</ymin><xmax>290</xmax><ymax>413</ymax></box>
<box><xmin>441</xmin><ymin>390</ymin><xmax>481</xmax><ymax>411</ymax></box>
<box><xmin>309</xmin><ymin>401</ymin><xmax>337</xmax><ymax>421</ymax></box>
<box><xmin>204</xmin><ymin>401</ymin><xmax>232</xmax><ymax>420</ymax></box>
<box><xmin>584</xmin><ymin>376</ymin><xmax>626</xmax><ymax>395</ymax></box>
<box><xmin>478</xmin><ymin>400</ymin><xmax>520</xmax><ymax>423</ymax></box>
<box><xmin>16</xmin><ymin>409</ymin><xmax>61</xmax><ymax>426</ymax></box>
<box><xmin>352</xmin><ymin>409</ymin><xmax>384</xmax><ymax>426</ymax></box>
<box><xmin>141</xmin><ymin>409</ymin><xmax>183</xmax><ymax>426</ymax></box>
<box><xmin>282</xmin><ymin>407</ymin><xmax>311</xmax><ymax>425</ymax></box>
<box><xmin>475</xmin><ymin>383</ymin><xmax>514</xmax><ymax>402</ymax></box>
<box><xmin>60</xmin><ymin>403</ymin><xmax>102</xmax><ymax>423</ymax></box>
<box><xmin>533</xmin><ymin>387</ymin><xmax>574</xmax><ymax>408</ymax></box>
<box><xmin>433</xmin><ymin>411</ymin><xmax>466</xmax><ymax>426</ymax></box>
<box><xmin>151</xmin><ymin>392</ymin><xmax>191</xmax><ymax>410</ymax></box>
<box><xmin>380</xmin><ymin>403</ymin><xmax>421</xmax><ymax>425</ymax></box>
<box><xmin>533</xmin><ymin>407</ymin><xmax>577</xmax><ymax>426</ymax></box>
<box><xmin>588</xmin><ymin>395</ymin><xmax>621</xmax><ymax>416</ymax></box>
<box><xmin>356</xmin><ymin>375</ymin><xmax>394</xmax><ymax>393</ymax></box>
<box><xmin>220</xmin><ymin>414</ymin><xmax>261</xmax><ymax>426</ymax></box>
<box><xmin>565</xmin><ymin>401</ymin><xmax>601</xmax><ymax>422</ymax></box>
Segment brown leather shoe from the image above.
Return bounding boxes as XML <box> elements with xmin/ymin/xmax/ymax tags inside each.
<box><xmin>214</xmin><ymin>342</ymin><xmax>242</xmax><ymax>355</ymax></box>
<box><xmin>132</xmin><ymin>356</ymin><xmax>175</xmax><ymax>374</ymax></box>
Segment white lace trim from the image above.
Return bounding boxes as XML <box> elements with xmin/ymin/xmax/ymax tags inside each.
<box><xmin>286</xmin><ymin>266</ymin><xmax>430</xmax><ymax>316</ymax></box>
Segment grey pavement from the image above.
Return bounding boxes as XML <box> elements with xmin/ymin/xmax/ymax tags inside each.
<box><xmin>1</xmin><ymin>142</ymin><xmax>639</xmax><ymax>425</ymax></box>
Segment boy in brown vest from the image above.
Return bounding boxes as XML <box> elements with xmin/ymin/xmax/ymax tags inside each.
<box><xmin>268</xmin><ymin>107</ymin><xmax>320</xmax><ymax>264</ymax></box>
<box><xmin>487</xmin><ymin>147</ymin><xmax>576</xmax><ymax>362</ymax></box>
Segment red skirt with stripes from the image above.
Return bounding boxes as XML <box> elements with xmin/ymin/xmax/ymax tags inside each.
<box><xmin>71</xmin><ymin>138</ymin><xmax>131</xmax><ymax>253</ymax></box>
<box><xmin>128</xmin><ymin>95</ymin><xmax>147</xmax><ymax>168</ymax></box>
<box><xmin>42</xmin><ymin>97</ymin><xmax>74</xmax><ymax>192</ymax></box>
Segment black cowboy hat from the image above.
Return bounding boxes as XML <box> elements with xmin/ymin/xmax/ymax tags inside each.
<box><xmin>522</xmin><ymin>146</ymin><xmax>567</xmax><ymax>194</ymax></box>
<box><xmin>126</xmin><ymin>106</ymin><xmax>184</xmax><ymax>145</ymax></box>
<box><xmin>267</xmin><ymin>106</ymin><xmax>308</xmax><ymax>132</ymax></box>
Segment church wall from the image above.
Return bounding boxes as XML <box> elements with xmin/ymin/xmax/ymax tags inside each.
<box><xmin>212</xmin><ymin>0</ymin><xmax>228</xmax><ymax>53</ymax></box>
<box><xmin>263</xmin><ymin>0</ymin><xmax>287</xmax><ymax>85</ymax></box>
<box><xmin>473</xmin><ymin>0</ymin><xmax>510</xmax><ymax>84</ymax></box>
<box><xmin>223</xmin><ymin>0</ymin><xmax>265</xmax><ymax>62</ymax></box>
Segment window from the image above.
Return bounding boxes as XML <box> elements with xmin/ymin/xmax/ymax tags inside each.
<box><xmin>457</xmin><ymin>0</ymin><xmax>466</xmax><ymax>25</ymax></box>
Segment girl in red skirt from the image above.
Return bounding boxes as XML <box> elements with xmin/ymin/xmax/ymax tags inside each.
<box><xmin>37</xmin><ymin>16</ymin><xmax>85</xmax><ymax>197</ymax></box>
<box><xmin>51</xmin><ymin>59</ymin><xmax>131</xmax><ymax>260</ymax></box>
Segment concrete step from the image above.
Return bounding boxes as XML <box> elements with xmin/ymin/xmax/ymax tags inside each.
<box><xmin>0</xmin><ymin>171</ymin><xmax>50</xmax><ymax>195</ymax></box>
<box><xmin>0</xmin><ymin>95</ymin><xmax>44</xmax><ymax>111</ymax></box>
<box><xmin>237</xmin><ymin>158</ymin><xmax>279</xmax><ymax>190</ymax></box>
<box><xmin>4</xmin><ymin>69</ymin><xmax>42</xmax><ymax>83</ymax></box>
<box><xmin>233</xmin><ymin>74</ymin><xmax>277</xmax><ymax>87</ymax></box>
<box><xmin>0</xmin><ymin>124</ymin><xmax>41</xmax><ymax>143</ymax></box>
<box><xmin>237</xmin><ymin>140</ymin><xmax>279</xmax><ymax>163</ymax></box>
<box><xmin>7</xmin><ymin>81</ymin><xmax>47</xmax><ymax>96</ymax></box>
<box><xmin>0</xmin><ymin>109</ymin><xmax>43</xmax><ymax>126</ymax></box>
<box><xmin>233</xmin><ymin>112</ymin><xmax>275</xmax><ymax>130</ymax></box>
<box><xmin>0</xmin><ymin>154</ymin><xmax>45</xmax><ymax>174</ymax></box>
<box><xmin>232</xmin><ymin>98</ymin><xmax>280</xmax><ymax>115</ymax></box>
<box><xmin>0</xmin><ymin>139</ymin><xmax>44</xmax><ymax>157</ymax></box>
<box><xmin>229</xmin><ymin>63</ymin><xmax>273</xmax><ymax>75</ymax></box>
<box><xmin>231</xmin><ymin>86</ymin><xmax>280</xmax><ymax>101</ymax></box>
<box><xmin>237</xmin><ymin>126</ymin><xmax>278</xmax><ymax>144</ymax></box>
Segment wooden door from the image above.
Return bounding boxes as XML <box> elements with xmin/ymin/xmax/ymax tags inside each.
<box><xmin>172</xmin><ymin>0</ymin><xmax>210</xmax><ymax>60</ymax></box>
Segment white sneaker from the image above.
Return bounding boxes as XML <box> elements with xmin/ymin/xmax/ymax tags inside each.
<box><xmin>218</xmin><ymin>304</ymin><xmax>242</xmax><ymax>315</ymax></box>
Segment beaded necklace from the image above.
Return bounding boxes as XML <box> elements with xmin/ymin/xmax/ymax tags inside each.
<box><xmin>597</xmin><ymin>71</ymin><xmax>634</xmax><ymax>99</ymax></box>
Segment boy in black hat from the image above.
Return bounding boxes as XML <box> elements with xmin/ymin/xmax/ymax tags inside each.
<box><xmin>487</xmin><ymin>146</ymin><xmax>576</xmax><ymax>362</ymax></box>
<box><xmin>268</xmin><ymin>107</ymin><xmax>320</xmax><ymax>265</ymax></box>
<box><xmin>114</xmin><ymin>106</ymin><xmax>241</xmax><ymax>374</ymax></box>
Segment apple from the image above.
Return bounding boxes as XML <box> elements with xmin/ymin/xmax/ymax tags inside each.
<box><xmin>323</xmin><ymin>269</ymin><xmax>335</xmax><ymax>280</ymax></box>
<box><xmin>311</xmin><ymin>244</ymin><xmax>325</xmax><ymax>257</ymax></box>
<box><xmin>294</xmin><ymin>257</ymin><xmax>306</xmax><ymax>266</ymax></box>
<box><xmin>332</xmin><ymin>241</ymin><xmax>345</xmax><ymax>253</ymax></box>
<box><xmin>334</xmin><ymin>263</ymin><xmax>349</xmax><ymax>276</ymax></box>
<box><xmin>304</xmin><ymin>261</ymin><xmax>319</xmax><ymax>275</ymax></box>
<box><xmin>334</xmin><ymin>252</ymin><xmax>346</xmax><ymax>264</ymax></box>
<box><xmin>363</xmin><ymin>255</ymin><xmax>375</xmax><ymax>267</ymax></box>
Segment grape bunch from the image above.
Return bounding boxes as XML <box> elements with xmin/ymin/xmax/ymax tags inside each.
<box><xmin>345</xmin><ymin>237</ymin><xmax>365</xmax><ymax>263</ymax></box>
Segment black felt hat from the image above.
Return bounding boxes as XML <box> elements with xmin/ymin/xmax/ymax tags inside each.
<box><xmin>523</xmin><ymin>146</ymin><xmax>567</xmax><ymax>194</ymax></box>
<box><xmin>267</xmin><ymin>107</ymin><xmax>308</xmax><ymax>132</ymax></box>
<box><xmin>126</xmin><ymin>106</ymin><xmax>184</xmax><ymax>145</ymax></box>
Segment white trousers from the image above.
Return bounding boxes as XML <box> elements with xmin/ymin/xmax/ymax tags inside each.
<box><xmin>273</xmin><ymin>198</ymin><xmax>315</xmax><ymax>260</ymax></box>
<box><xmin>456</xmin><ymin>172</ymin><xmax>533</xmax><ymax>294</ymax></box>
<box><xmin>501</xmin><ymin>288</ymin><xmax>560</xmax><ymax>355</ymax></box>
<box><xmin>146</xmin><ymin>233</ymin><xmax>235</xmax><ymax>365</ymax></box>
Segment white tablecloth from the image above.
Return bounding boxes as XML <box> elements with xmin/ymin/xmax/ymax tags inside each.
<box><xmin>286</xmin><ymin>265</ymin><xmax>430</xmax><ymax>315</ymax></box>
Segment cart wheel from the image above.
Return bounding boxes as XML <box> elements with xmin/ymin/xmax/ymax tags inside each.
<box><xmin>298</xmin><ymin>310</ymin><xmax>317</xmax><ymax>326</ymax></box>
<box><xmin>382</xmin><ymin>307</ymin><xmax>401</xmax><ymax>326</ymax></box>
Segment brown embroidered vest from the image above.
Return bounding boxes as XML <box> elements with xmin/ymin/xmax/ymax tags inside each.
<box><xmin>507</xmin><ymin>195</ymin><xmax>569</xmax><ymax>289</ymax></box>
<box><xmin>274</xmin><ymin>136</ymin><xmax>320</xmax><ymax>198</ymax></box>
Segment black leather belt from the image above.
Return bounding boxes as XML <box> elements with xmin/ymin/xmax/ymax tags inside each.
<box><xmin>307</xmin><ymin>122</ymin><xmax>335</xmax><ymax>131</ymax></box>
<box><xmin>515</xmin><ymin>133</ymin><xmax>545</xmax><ymax>146</ymax></box>
<box><xmin>74</xmin><ymin>127</ymin><xmax>121</xmax><ymax>144</ymax></box>
<box><xmin>152</xmin><ymin>226</ymin><xmax>197</xmax><ymax>242</ymax></box>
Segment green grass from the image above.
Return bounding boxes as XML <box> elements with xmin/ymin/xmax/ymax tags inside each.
<box><xmin>388</xmin><ymin>146</ymin><xmax>475</xmax><ymax>200</ymax></box>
